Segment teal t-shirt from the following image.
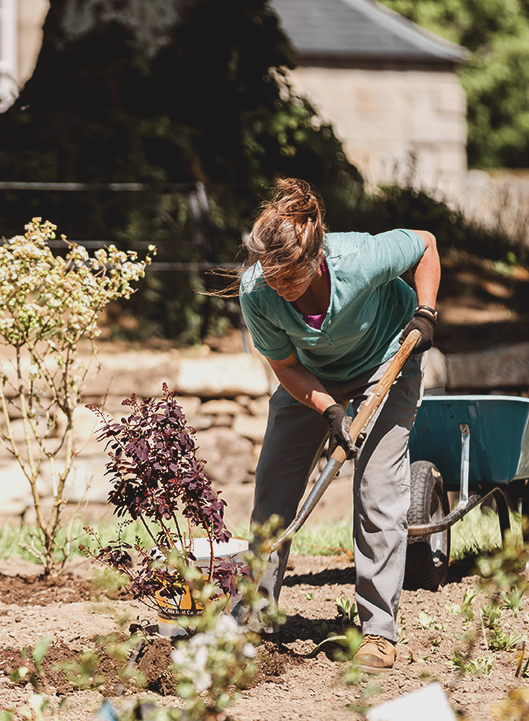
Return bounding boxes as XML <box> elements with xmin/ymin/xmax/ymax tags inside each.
<box><xmin>239</xmin><ymin>229</ymin><xmax>425</xmax><ymax>382</ymax></box>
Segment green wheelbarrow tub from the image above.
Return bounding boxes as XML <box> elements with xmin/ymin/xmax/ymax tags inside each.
<box><xmin>405</xmin><ymin>395</ymin><xmax>529</xmax><ymax>589</ymax></box>
<box><xmin>409</xmin><ymin>395</ymin><xmax>529</xmax><ymax>488</ymax></box>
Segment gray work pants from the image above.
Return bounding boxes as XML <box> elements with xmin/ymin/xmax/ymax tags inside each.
<box><xmin>251</xmin><ymin>353</ymin><xmax>425</xmax><ymax>642</ymax></box>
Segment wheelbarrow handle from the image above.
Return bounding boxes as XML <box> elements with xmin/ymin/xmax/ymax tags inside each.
<box><xmin>270</xmin><ymin>329</ymin><xmax>421</xmax><ymax>552</ymax></box>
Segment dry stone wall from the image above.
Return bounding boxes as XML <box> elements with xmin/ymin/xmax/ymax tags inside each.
<box><xmin>1</xmin><ymin>343</ymin><xmax>527</xmax><ymax>522</ymax></box>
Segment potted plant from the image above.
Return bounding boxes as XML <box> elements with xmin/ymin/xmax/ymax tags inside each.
<box><xmin>84</xmin><ymin>383</ymin><xmax>247</xmax><ymax>635</ymax></box>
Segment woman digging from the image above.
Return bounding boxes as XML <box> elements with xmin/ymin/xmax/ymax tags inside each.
<box><xmin>232</xmin><ymin>178</ymin><xmax>441</xmax><ymax>671</ymax></box>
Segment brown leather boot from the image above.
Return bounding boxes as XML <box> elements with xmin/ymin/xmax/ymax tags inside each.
<box><xmin>355</xmin><ymin>634</ymin><xmax>396</xmax><ymax>670</ymax></box>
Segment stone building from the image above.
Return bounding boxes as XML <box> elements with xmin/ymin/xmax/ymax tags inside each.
<box><xmin>2</xmin><ymin>0</ymin><xmax>468</xmax><ymax>200</ymax></box>
<box><xmin>270</xmin><ymin>0</ymin><xmax>469</xmax><ymax>200</ymax></box>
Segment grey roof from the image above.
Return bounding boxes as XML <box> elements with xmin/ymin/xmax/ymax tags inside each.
<box><xmin>269</xmin><ymin>0</ymin><xmax>468</xmax><ymax>64</ymax></box>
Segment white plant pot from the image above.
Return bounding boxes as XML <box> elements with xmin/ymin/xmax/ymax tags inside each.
<box><xmin>155</xmin><ymin>537</ymin><xmax>249</xmax><ymax>637</ymax></box>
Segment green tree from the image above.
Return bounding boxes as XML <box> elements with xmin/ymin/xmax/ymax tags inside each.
<box><xmin>380</xmin><ymin>0</ymin><xmax>529</xmax><ymax>168</ymax></box>
<box><xmin>0</xmin><ymin>0</ymin><xmax>362</xmax><ymax>341</ymax></box>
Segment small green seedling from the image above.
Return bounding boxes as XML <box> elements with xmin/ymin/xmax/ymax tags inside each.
<box><xmin>502</xmin><ymin>587</ymin><xmax>525</xmax><ymax>618</ymax></box>
<box><xmin>398</xmin><ymin>618</ymin><xmax>409</xmax><ymax>640</ymax></box>
<box><xmin>59</xmin><ymin>651</ymin><xmax>105</xmax><ymax>690</ymax></box>
<box><xmin>481</xmin><ymin>602</ymin><xmax>503</xmax><ymax>629</ymax></box>
<box><xmin>462</xmin><ymin>589</ymin><xmax>477</xmax><ymax>625</ymax></box>
<box><xmin>449</xmin><ymin>650</ymin><xmax>493</xmax><ymax>676</ymax></box>
<box><xmin>311</xmin><ymin>619</ymin><xmax>331</xmax><ymax>643</ymax></box>
<box><xmin>445</xmin><ymin>603</ymin><xmax>460</xmax><ymax>614</ymax></box>
<box><xmin>415</xmin><ymin>611</ymin><xmax>444</xmax><ymax>631</ymax></box>
<box><xmin>416</xmin><ymin>611</ymin><xmax>435</xmax><ymax>629</ymax></box>
<box><xmin>336</xmin><ymin>597</ymin><xmax>358</xmax><ymax>625</ymax></box>
<box><xmin>488</xmin><ymin>627</ymin><xmax>524</xmax><ymax>652</ymax></box>
<box><xmin>430</xmin><ymin>638</ymin><xmax>442</xmax><ymax>654</ymax></box>
<box><xmin>479</xmin><ymin>602</ymin><xmax>525</xmax><ymax>651</ymax></box>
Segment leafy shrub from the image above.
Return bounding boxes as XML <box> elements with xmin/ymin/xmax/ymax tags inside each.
<box><xmin>0</xmin><ymin>218</ymin><xmax>151</xmax><ymax>576</ymax></box>
<box><xmin>85</xmin><ymin>384</ymin><xmax>242</xmax><ymax>615</ymax></box>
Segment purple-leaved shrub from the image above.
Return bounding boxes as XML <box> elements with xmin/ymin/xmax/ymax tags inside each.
<box><xmin>84</xmin><ymin>383</ymin><xmax>243</xmax><ymax>612</ymax></box>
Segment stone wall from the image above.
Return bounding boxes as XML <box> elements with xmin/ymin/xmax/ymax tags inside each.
<box><xmin>460</xmin><ymin>169</ymin><xmax>529</xmax><ymax>246</ymax></box>
<box><xmin>0</xmin><ymin>348</ymin><xmax>280</xmax><ymax>527</ymax></box>
<box><xmin>288</xmin><ymin>65</ymin><xmax>468</xmax><ymax>200</ymax></box>
<box><xmin>1</xmin><ymin>342</ymin><xmax>528</xmax><ymax>527</ymax></box>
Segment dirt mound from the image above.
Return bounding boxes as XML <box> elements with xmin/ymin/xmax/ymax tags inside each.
<box><xmin>0</xmin><ymin>571</ymin><xmax>93</xmax><ymax>605</ymax></box>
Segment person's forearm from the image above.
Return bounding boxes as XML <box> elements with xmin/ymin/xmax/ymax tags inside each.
<box><xmin>273</xmin><ymin>363</ymin><xmax>336</xmax><ymax>414</ymax></box>
<box><xmin>411</xmin><ymin>231</ymin><xmax>441</xmax><ymax>308</ymax></box>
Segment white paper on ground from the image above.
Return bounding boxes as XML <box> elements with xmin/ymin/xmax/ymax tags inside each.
<box><xmin>366</xmin><ymin>682</ymin><xmax>456</xmax><ymax>721</ymax></box>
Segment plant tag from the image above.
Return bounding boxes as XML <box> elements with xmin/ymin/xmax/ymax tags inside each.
<box><xmin>366</xmin><ymin>682</ymin><xmax>456</xmax><ymax>721</ymax></box>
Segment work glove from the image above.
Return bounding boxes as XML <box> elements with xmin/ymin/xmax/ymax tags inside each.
<box><xmin>399</xmin><ymin>308</ymin><xmax>437</xmax><ymax>354</ymax></box>
<box><xmin>322</xmin><ymin>403</ymin><xmax>356</xmax><ymax>460</ymax></box>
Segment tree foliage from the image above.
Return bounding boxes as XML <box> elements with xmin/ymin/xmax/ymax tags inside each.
<box><xmin>0</xmin><ymin>0</ymin><xmax>362</xmax><ymax>341</ymax></box>
<box><xmin>379</xmin><ymin>0</ymin><xmax>529</xmax><ymax>168</ymax></box>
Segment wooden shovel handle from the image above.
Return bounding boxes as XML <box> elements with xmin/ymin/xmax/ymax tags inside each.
<box><xmin>269</xmin><ymin>329</ymin><xmax>422</xmax><ymax>553</ymax></box>
<box><xmin>331</xmin><ymin>328</ymin><xmax>421</xmax><ymax>464</ymax></box>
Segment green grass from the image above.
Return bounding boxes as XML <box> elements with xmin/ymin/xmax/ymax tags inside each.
<box><xmin>0</xmin><ymin>505</ymin><xmax>522</xmax><ymax>565</ymax></box>
<box><xmin>287</xmin><ymin>505</ymin><xmax>523</xmax><ymax>561</ymax></box>
<box><xmin>0</xmin><ymin>518</ymin><xmax>161</xmax><ymax>564</ymax></box>
<box><xmin>290</xmin><ymin>519</ymin><xmax>354</xmax><ymax>556</ymax></box>
<box><xmin>450</xmin><ymin>506</ymin><xmax>523</xmax><ymax>561</ymax></box>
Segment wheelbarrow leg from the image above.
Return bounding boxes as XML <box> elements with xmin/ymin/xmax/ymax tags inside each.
<box><xmin>522</xmin><ymin>480</ymin><xmax>529</xmax><ymax>545</ymax></box>
<box><xmin>492</xmin><ymin>488</ymin><xmax>511</xmax><ymax>542</ymax></box>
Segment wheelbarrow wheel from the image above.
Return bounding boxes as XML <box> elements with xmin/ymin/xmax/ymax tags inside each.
<box><xmin>405</xmin><ymin>460</ymin><xmax>450</xmax><ymax>591</ymax></box>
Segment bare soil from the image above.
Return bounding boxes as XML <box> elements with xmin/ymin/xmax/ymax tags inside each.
<box><xmin>1</xmin><ymin>554</ymin><xmax>528</xmax><ymax>720</ymax></box>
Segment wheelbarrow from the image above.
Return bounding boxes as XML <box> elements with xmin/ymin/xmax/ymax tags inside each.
<box><xmin>406</xmin><ymin>393</ymin><xmax>529</xmax><ymax>590</ymax></box>
<box><xmin>271</xmin><ymin>332</ymin><xmax>529</xmax><ymax>591</ymax></box>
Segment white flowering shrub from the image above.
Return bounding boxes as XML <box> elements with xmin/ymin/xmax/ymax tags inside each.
<box><xmin>171</xmin><ymin>614</ymin><xmax>256</xmax><ymax>711</ymax></box>
<box><xmin>1</xmin><ymin>524</ymin><xmax>287</xmax><ymax>721</ymax></box>
<box><xmin>0</xmin><ymin>218</ymin><xmax>153</xmax><ymax>576</ymax></box>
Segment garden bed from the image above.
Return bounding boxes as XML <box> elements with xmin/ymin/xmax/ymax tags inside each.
<box><xmin>0</xmin><ymin>553</ymin><xmax>528</xmax><ymax>720</ymax></box>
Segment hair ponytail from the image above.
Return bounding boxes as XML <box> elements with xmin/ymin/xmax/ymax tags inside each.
<box><xmin>247</xmin><ymin>178</ymin><xmax>327</xmax><ymax>280</ymax></box>
<box><xmin>206</xmin><ymin>178</ymin><xmax>327</xmax><ymax>297</ymax></box>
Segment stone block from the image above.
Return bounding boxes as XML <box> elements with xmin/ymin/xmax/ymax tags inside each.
<box><xmin>177</xmin><ymin>354</ymin><xmax>271</xmax><ymax>398</ymax></box>
<box><xmin>210</xmin><ymin>415</ymin><xmax>235</xmax><ymax>428</ymax></box>
<box><xmin>0</xmin><ymin>460</ymin><xmax>36</xmax><ymax>503</ymax></box>
<box><xmin>0</xmin><ymin>499</ymin><xmax>28</xmax><ymax>517</ymax></box>
<box><xmin>5</xmin><ymin>418</ymin><xmax>28</xmax><ymax>444</ymax></box>
<box><xmin>54</xmin><ymin>405</ymin><xmax>100</xmax><ymax>448</ymax></box>
<box><xmin>424</xmin><ymin>348</ymin><xmax>447</xmax><ymax>392</ymax></box>
<box><xmin>47</xmin><ymin>454</ymin><xmax>111</xmax><ymax>504</ymax></box>
<box><xmin>446</xmin><ymin>343</ymin><xmax>529</xmax><ymax>390</ymax></box>
<box><xmin>200</xmin><ymin>400</ymin><xmax>243</xmax><ymax>416</ymax></box>
<box><xmin>177</xmin><ymin>396</ymin><xmax>202</xmax><ymax>418</ymax></box>
<box><xmin>233</xmin><ymin>414</ymin><xmax>268</xmax><ymax>443</ymax></box>
<box><xmin>191</xmin><ymin>417</ymin><xmax>213</xmax><ymax>431</ymax></box>
<box><xmin>82</xmin><ymin>350</ymin><xmax>180</xmax><ymax>399</ymax></box>
<box><xmin>195</xmin><ymin>427</ymin><xmax>254</xmax><ymax>485</ymax></box>
<box><xmin>247</xmin><ymin>396</ymin><xmax>271</xmax><ymax>416</ymax></box>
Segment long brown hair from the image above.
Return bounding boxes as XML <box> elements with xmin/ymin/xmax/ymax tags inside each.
<box><xmin>208</xmin><ymin>178</ymin><xmax>327</xmax><ymax>296</ymax></box>
<box><xmin>247</xmin><ymin>177</ymin><xmax>327</xmax><ymax>281</ymax></box>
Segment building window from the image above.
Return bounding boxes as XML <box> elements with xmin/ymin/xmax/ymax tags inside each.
<box><xmin>0</xmin><ymin>0</ymin><xmax>17</xmax><ymax>112</ymax></box>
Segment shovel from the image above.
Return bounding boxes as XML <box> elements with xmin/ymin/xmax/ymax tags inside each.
<box><xmin>270</xmin><ymin>328</ymin><xmax>421</xmax><ymax>552</ymax></box>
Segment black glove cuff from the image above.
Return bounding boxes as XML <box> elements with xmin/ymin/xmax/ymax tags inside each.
<box><xmin>414</xmin><ymin>309</ymin><xmax>437</xmax><ymax>328</ymax></box>
<box><xmin>322</xmin><ymin>403</ymin><xmax>343</xmax><ymax>423</ymax></box>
